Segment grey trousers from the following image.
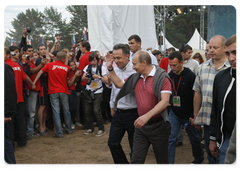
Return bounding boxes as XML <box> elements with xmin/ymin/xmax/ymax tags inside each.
<box><xmin>131</xmin><ymin>120</ymin><xmax>171</xmax><ymax>164</ymax></box>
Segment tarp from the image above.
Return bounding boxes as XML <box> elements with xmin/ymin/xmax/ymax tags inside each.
<box><xmin>87</xmin><ymin>5</ymin><xmax>158</xmax><ymax>55</ymax></box>
<box><xmin>187</xmin><ymin>28</ymin><xmax>207</xmax><ymax>50</ymax></box>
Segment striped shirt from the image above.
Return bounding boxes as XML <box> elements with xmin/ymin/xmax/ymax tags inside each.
<box><xmin>193</xmin><ymin>59</ymin><xmax>230</xmax><ymax>125</ymax></box>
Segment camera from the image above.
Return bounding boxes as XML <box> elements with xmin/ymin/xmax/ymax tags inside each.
<box><xmin>26</xmin><ymin>27</ymin><xmax>31</xmax><ymax>34</ymax></box>
<box><xmin>184</xmin><ymin>121</ymin><xmax>191</xmax><ymax>129</ymax></box>
<box><xmin>43</xmin><ymin>55</ymin><xmax>46</xmax><ymax>58</ymax></box>
<box><xmin>86</xmin><ymin>66</ymin><xmax>94</xmax><ymax>85</ymax></box>
<box><xmin>10</xmin><ymin>51</ymin><xmax>16</xmax><ymax>56</ymax></box>
<box><xmin>25</xmin><ymin>54</ymin><xmax>30</xmax><ymax>59</ymax></box>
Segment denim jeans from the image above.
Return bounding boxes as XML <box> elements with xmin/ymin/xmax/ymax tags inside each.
<box><xmin>84</xmin><ymin>93</ymin><xmax>104</xmax><ymax>131</ymax></box>
<box><xmin>5</xmin><ymin>122</ymin><xmax>16</xmax><ymax>164</ymax></box>
<box><xmin>108</xmin><ymin>109</ymin><xmax>138</xmax><ymax>164</ymax></box>
<box><xmin>168</xmin><ymin>109</ymin><xmax>204</xmax><ymax>164</ymax></box>
<box><xmin>49</xmin><ymin>93</ymin><xmax>72</xmax><ymax>137</ymax></box>
<box><xmin>218</xmin><ymin>133</ymin><xmax>230</xmax><ymax>164</ymax></box>
<box><xmin>26</xmin><ymin>91</ymin><xmax>38</xmax><ymax>136</ymax></box>
<box><xmin>204</xmin><ymin>125</ymin><xmax>218</xmax><ymax>163</ymax></box>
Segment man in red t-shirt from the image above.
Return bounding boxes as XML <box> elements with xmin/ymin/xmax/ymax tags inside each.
<box><xmin>77</xmin><ymin>41</ymin><xmax>91</xmax><ymax>126</ymax></box>
<box><xmin>33</xmin><ymin>52</ymin><xmax>72</xmax><ymax>138</ymax></box>
<box><xmin>4</xmin><ymin>47</ymin><xmax>35</xmax><ymax>147</ymax></box>
<box><xmin>22</xmin><ymin>45</ymin><xmax>48</xmax><ymax>139</ymax></box>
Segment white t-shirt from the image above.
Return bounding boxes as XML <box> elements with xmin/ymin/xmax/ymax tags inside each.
<box><xmin>83</xmin><ymin>64</ymin><xmax>107</xmax><ymax>94</ymax></box>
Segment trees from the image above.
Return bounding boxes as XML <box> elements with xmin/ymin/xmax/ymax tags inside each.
<box><xmin>154</xmin><ymin>5</ymin><xmax>208</xmax><ymax>49</ymax></box>
<box><xmin>4</xmin><ymin>5</ymin><xmax>88</xmax><ymax>50</ymax></box>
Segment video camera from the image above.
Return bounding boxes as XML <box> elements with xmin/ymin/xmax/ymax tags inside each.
<box><xmin>86</xmin><ymin>65</ymin><xmax>94</xmax><ymax>85</ymax></box>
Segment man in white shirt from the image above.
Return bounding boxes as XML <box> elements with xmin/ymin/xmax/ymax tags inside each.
<box><xmin>128</xmin><ymin>34</ymin><xmax>159</xmax><ymax>66</ymax></box>
<box><xmin>107</xmin><ymin>44</ymin><xmax>138</xmax><ymax>164</ymax></box>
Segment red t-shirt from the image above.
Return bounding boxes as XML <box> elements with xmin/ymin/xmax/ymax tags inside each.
<box><xmin>78</xmin><ymin>52</ymin><xmax>91</xmax><ymax>85</ymax></box>
<box><xmin>67</xmin><ymin>70</ymin><xmax>76</xmax><ymax>91</ymax></box>
<box><xmin>41</xmin><ymin>60</ymin><xmax>70</xmax><ymax>95</ymax></box>
<box><xmin>26</xmin><ymin>59</ymin><xmax>41</xmax><ymax>91</ymax></box>
<box><xmin>160</xmin><ymin>57</ymin><xmax>169</xmax><ymax>73</ymax></box>
<box><xmin>134</xmin><ymin>76</ymin><xmax>172</xmax><ymax>119</ymax></box>
<box><xmin>5</xmin><ymin>59</ymin><xmax>27</xmax><ymax>103</ymax></box>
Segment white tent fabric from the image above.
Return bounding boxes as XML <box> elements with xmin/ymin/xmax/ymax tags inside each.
<box><xmin>87</xmin><ymin>5</ymin><xmax>158</xmax><ymax>55</ymax></box>
<box><xmin>187</xmin><ymin>28</ymin><xmax>207</xmax><ymax>50</ymax></box>
<box><xmin>159</xmin><ymin>31</ymin><xmax>178</xmax><ymax>51</ymax></box>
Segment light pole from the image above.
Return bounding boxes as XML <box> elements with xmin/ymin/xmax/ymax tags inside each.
<box><xmin>199</xmin><ymin>5</ymin><xmax>206</xmax><ymax>50</ymax></box>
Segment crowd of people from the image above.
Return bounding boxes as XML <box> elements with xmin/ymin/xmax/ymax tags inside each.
<box><xmin>4</xmin><ymin>27</ymin><xmax>236</xmax><ymax>164</ymax></box>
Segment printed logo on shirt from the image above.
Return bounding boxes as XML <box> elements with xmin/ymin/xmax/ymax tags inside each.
<box><xmin>12</xmin><ymin>66</ymin><xmax>21</xmax><ymax>71</ymax></box>
<box><xmin>52</xmin><ymin>65</ymin><xmax>68</xmax><ymax>72</ymax></box>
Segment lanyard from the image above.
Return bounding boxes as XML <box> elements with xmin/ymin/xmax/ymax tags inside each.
<box><xmin>172</xmin><ymin>76</ymin><xmax>182</xmax><ymax>95</ymax></box>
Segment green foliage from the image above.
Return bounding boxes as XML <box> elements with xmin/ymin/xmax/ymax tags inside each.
<box><xmin>4</xmin><ymin>5</ymin><xmax>88</xmax><ymax>50</ymax></box>
<box><xmin>155</xmin><ymin>5</ymin><xmax>208</xmax><ymax>49</ymax></box>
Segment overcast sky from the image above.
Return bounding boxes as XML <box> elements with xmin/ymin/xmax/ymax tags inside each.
<box><xmin>3</xmin><ymin>5</ymin><xmax>72</xmax><ymax>40</ymax></box>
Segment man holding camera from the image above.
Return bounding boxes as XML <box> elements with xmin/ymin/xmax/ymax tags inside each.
<box><xmin>81</xmin><ymin>52</ymin><xmax>108</xmax><ymax>137</ymax></box>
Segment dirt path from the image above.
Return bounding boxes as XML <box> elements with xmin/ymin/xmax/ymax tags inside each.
<box><xmin>14</xmin><ymin>123</ymin><xmax>207</xmax><ymax>164</ymax></box>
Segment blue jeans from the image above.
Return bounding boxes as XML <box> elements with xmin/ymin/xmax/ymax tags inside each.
<box><xmin>218</xmin><ymin>133</ymin><xmax>230</xmax><ymax>164</ymax></box>
<box><xmin>5</xmin><ymin>122</ymin><xmax>16</xmax><ymax>164</ymax></box>
<box><xmin>26</xmin><ymin>91</ymin><xmax>38</xmax><ymax>136</ymax></box>
<box><xmin>108</xmin><ymin>109</ymin><xmax>138</xmax><ymax>164</ymax></box>
<box><xmin>168</xmin><ymin>110</ymin><xmax>204</xmax><ymax>163</ymax></box>
<box><xmin>204</xmin><ymin>125</ymin><xmax>218</xmax><ymax>163</ymax></box>
<box><xmin>49</xmin><ymin>93</ymin><xmax>72</xmax><ymax>137</ymax></box>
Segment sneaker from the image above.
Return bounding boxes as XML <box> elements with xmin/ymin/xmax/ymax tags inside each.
<box><xmin>71</xmin><ymin>124</ymin><xmax>75</xmax><ymax>130</ymax></box>
<box><xmin>27</xmin><ymin>132</ymin><xmax>40</xmax><ymax>140</ymax></box>
<box><xmin>84</xmin><ymin>129</ymin><xmax>93</xmax><ymax>135</ymax></box>
<box><xmin>75</xmin><ymin>122</ymin><xmax>82</xmax><ymax>127</ymax></box>
<box><xmin>95</xmin><ymin>130</ymin><xmax>106</xmax><ymax>137</ymax></box>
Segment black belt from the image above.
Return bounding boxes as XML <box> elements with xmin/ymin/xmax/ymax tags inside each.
<box><xmin>116</xmin><ymin>108</ymin><xmax>137</xmax><ymax>113</ymax></box>
<box><xmin>146</xmin><ymin>117</ymin><xmax>163</xmax><ymax>125</ymax></box>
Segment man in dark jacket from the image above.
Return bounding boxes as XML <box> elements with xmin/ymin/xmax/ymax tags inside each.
<box><xmin>2</xmin><ymin>58</ymin><xmax>17</xmax><ymax>165</ymax></box>
<box><xmin>209</xmin><ymin>34</ymin><xmax>236</xmax><ymax>164</ymax></box>
<box><xmin>167</xmin><ymin>51</ymin><xmax>204</xmax><ymax>164</ymax></box>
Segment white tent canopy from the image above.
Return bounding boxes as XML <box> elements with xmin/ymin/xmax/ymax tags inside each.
<box><xmin>159</xmin><ymin>31</ymin><xmax>178</xmax><ymax>52</ymax></box>
<box><xmin>187</xmin><ymin>28</ymin><xmax>207</xmax><ymax>50</ymax></box>
<box><xmin>87</xmin><ymin>5</ymin><xmax>159</xmax><ymax>55</ymax></box>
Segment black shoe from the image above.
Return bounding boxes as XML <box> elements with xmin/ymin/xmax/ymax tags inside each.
<box><xmin>191</xmin><ymin>158</ymin><xmax>204</xmax><ymax>164</ymax></box>
<box><xmin>52</xmin><ymin>134</ymin><xmax>63</xmax><ymax>138</ymax></box>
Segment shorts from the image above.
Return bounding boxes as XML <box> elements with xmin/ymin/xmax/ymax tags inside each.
<box><xmin>38</xmin><ymin>86</ymin><xmax>50</xmax><ymax>105</ymax></box>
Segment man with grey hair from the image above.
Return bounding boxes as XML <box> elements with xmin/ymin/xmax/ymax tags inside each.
<box><xmin>190</xmin><ymin>35</ymin><xmax>230</xmax><ymax>163</ymax></box>
<box><xmin>33</xmin><ymin>52</ymin><xmax>74</xmax><ymax>138</ymax></box>
<box><xmin>114</xmin><ymin>50</ymin><xmax>173</xmax><ymax>163</ymax></box>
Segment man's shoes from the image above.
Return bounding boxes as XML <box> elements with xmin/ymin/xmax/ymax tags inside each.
<box><xmin>176</xmin><ymin>142</ymin><xmax>183</xmax><ymax>147</ymax></box>
<box><xmin>75</xmin><ymin>122</ymin><xmax>82</xmax><ymax>127</ymax></box>
<box><xmin>52</xmin><ymin>134</ymin><xmax>63</xmax><ymax>138</ymax></box>
<box><xmin>95</xmin><ymin>130</ymin><xmax>106</xmax><ymax>137</ymax></box>
<box><xmin>191</xmin><ymin>158</ymin><xmax>204</xmax><ymax>164</ymax></box>
<box><xmin>84</xmin><ymin>129</ymin><xmax>93</xmax><ymax>135</ymax></box>
<box><xmin>27</xmin><ymin>132</ymin><xmax>40</xmax><ymax>140</ymax></box>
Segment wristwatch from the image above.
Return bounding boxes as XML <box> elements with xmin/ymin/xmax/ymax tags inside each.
<box><xmin>108</xmin><ymin>68</ymin><xmax>113</xmax><ymax>72</ymax></box>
